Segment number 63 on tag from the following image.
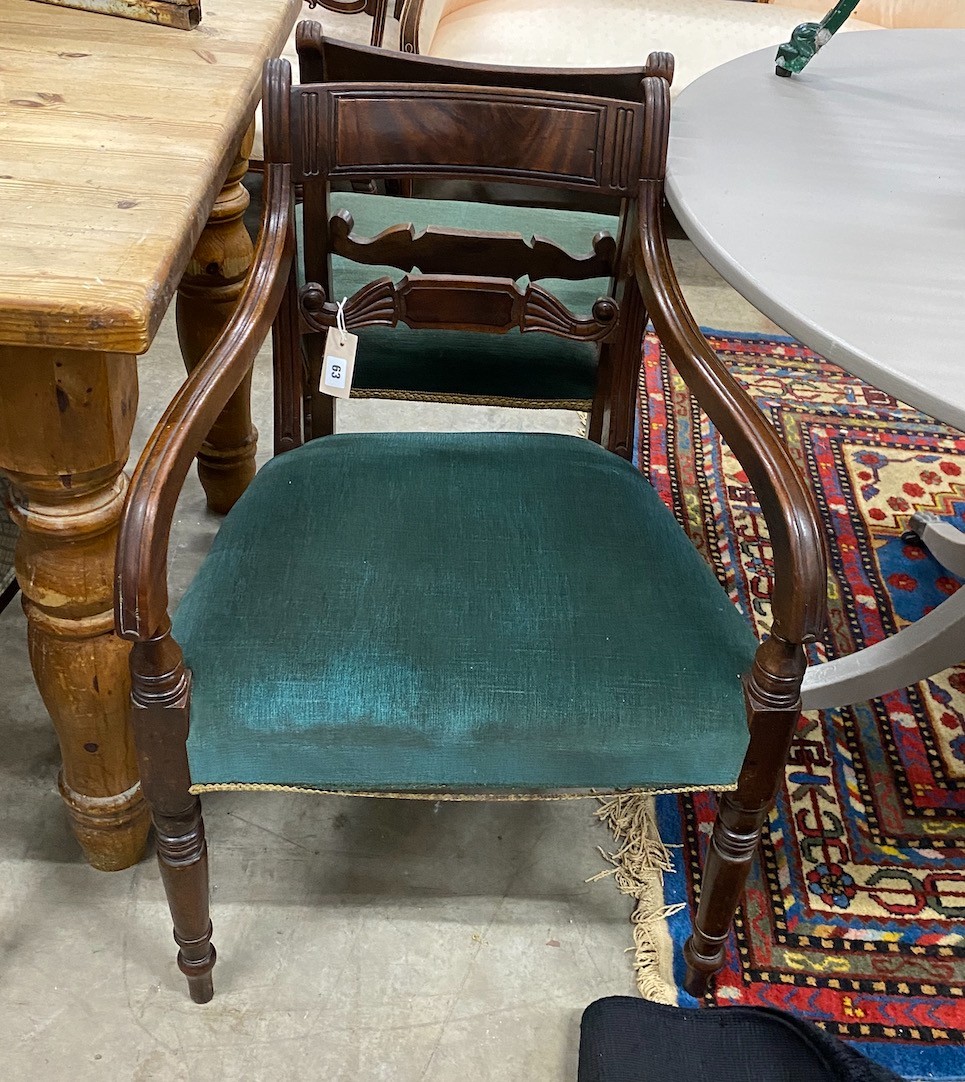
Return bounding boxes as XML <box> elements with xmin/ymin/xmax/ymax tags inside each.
<box><xmin>321</xmin><ymin>326</ymin><xmax>358</xmax><ymax>399</ymax></box>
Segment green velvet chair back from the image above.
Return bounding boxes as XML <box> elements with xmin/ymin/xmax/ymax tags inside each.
<box><xmin>265</xmin><ymin>56</ymin><xmax>671</xmax><ymax>459</ymax></box>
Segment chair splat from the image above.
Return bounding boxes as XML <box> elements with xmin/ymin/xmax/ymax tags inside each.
<box><xmin>298</xmin><ymin>275</ymin><xmax>620</xmax><ymax>340</ymax></box>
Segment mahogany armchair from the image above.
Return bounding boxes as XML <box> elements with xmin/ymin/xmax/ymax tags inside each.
<box><xmin>293</xmin><ymin>26</ymin><xmax>673</xmax><ymax>444</ymax></box>
<box><xmin>115</xmin><ymin>58</ymin><xmax>827</xmax><ymax>1006</ymax></box>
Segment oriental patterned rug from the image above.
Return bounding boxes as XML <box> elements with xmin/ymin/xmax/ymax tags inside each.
<box><xmin>628</xmin><ymin>330</ymin><xmax>965</xmax><ymax>1081</ymax></box>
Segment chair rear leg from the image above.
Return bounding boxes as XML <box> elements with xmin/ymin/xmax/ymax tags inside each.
<box><xmin>130</xmin><ymin>627</ymin><xmax>216</xmax><ymax>1004</ymax></box>
<box><xmin>684</xmin><ymin>637</ymin><xmax>805</xmax><ymax>997</ymax></box>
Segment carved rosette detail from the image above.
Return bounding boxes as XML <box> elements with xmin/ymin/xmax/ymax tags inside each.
<box><xmin>298</xmin><ymin>281</ymin><xmax>329</xmax><ymax>325</ymax></box>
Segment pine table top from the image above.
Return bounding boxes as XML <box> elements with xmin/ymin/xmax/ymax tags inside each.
<box><xmin>0</xmin><ymin>0</ymin><xmax>301</xmax><ymax>353</ymax></box>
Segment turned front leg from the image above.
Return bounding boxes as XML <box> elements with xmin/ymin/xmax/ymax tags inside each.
<box><xmin>155</xmin><ymin>798</ymin><xmax>216</xmax><ymax>1004</ymax></box>
<box><xmin>683</xmin><ymin>791</ymin><xmax>775</xmax><ymax>992</ymax></box>
<box><xmin>131</xmin><ymin>630</ymin><xmax>215</xmax><ymax>1003</ymax></box>
<box><xmin>0</xmin><ymin>346</ymin><xmax>150</xmax><ymax>871</ymax></box>
<box><xmin>176</xmin><ymin>124</ymin><xmax>258</xmax><ymax>514</ymax></box>
<box><xmin>684</xmin><ymin>636</ymin><xmax>806</xmax><ymax>996</ymax></box>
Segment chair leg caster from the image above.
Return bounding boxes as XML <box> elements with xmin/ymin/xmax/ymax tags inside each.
<box><xmin>187</xmin><ymin>973</ymin><xmax>214</xmax><ymax>1004</ymax></box>
<box><xmin>178</xmin><ymin>944</ymin><xmax>216</xmax><ymax>1004</ymax></box>
<box><xmin>683</xmin><ymin>935</ymin><xmax>721</xmax><ymax>998</ymax></box>
<box><xmin>683</xmin><ymin>964</ymin><xmax>710</xmax><ymax>999</ymax></box>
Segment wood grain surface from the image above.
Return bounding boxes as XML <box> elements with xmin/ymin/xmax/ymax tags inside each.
<box><xmin>0</xmin><ymin>0</ymin><xmax>301</xmax><ymax>353</ymax></box>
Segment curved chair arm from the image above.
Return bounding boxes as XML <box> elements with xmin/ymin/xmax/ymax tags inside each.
<box><xmin>634</xmin><ymin>80</ymin><xmax>825</xmax><ymax>652</ymax></box>
<box><xmin>115</xmin><ymin>164</ymin><xmax>295</xmax><ymax>644</ymax></box>
<box><xmin>308</xmin><ymin>0</ymin><xmax>390</xmax><ymax>47</ymax></box>
<box><xmin>636</xmin><ymin>177</ymin><xmax>827</xmax><ymax>650</ymax></box>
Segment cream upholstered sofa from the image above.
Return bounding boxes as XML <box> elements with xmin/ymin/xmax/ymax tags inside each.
<box><xmin>398</xmin><ymin>0</ymin><xmax>880</xmax><ymax>93</ymax></box>
<box><xmin>769</xmin><ymin>0</ymin><xmax>965</xmax><ymax>29</ymax></box>
<box><xmin>399</xmin><ymin>0</ymin><xmax>965</xmax><ymax>93</ymax></box>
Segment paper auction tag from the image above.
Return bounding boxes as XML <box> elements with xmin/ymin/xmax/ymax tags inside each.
<box><xmin>320</xmin><ymin>298</ymin><xmax>357</xmax><ymax>399</ymax></box>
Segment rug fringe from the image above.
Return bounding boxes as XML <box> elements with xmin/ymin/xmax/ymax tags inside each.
<box><xmin>592</xmin><ymin>793</ymin><xmax>684</xmax><ymax>1005</ymax></box>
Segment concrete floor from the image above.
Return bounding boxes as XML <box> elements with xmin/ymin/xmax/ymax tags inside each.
<box><xmin>0</xmin><ymin>10</ymin><xmax>779</xmax><ymax>1078</ymax></box>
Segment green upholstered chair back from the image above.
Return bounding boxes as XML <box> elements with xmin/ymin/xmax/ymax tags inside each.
<box><xmin>263</xmin><ymin>55</ymin><xmax>671</xmax><ymax>458</ymax></box>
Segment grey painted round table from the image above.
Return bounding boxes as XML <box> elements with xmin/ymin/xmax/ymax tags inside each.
<box><xmin>666</xmin><ymin>30</ymin><xmax>965</xmax><ymax>709</ymax></box>
<box><xmin>667</xmin><ymin>29</ymin><xmax>965</xmax><ymax>432</ymax></box>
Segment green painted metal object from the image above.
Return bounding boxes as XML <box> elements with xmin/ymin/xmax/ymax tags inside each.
<box><xmin>775</xmin><ymin>0</ymin><xmax>861</xmax><ymax>77</ymax></box>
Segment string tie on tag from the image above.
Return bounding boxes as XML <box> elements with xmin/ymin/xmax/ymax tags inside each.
<box><xmin>336</xmin><ymin>297</ymin><xmax>348</xmax><ymax>347</ymax></box>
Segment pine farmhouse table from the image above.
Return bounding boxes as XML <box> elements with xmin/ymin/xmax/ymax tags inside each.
<box><xmin>666</xmin><ymin>30</ymin><xmax>965</xmax><ymax>712</ymax></box>
<box><xmin>0</xmin><ymin>0</ymin><xmax>300</xmax><ymax>870</ymax></box>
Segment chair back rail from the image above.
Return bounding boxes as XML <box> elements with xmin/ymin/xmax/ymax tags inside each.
<box><xmin>328</xmin><ymin>211</ymin><xmax>618</xmax><ymax>282</ymax></box>
<box><xmin>298</xmin><ymin>274</ymin><xmax>619</xmax><ymax>338</ymax></box>
<box><xmin>292</xmin><ymin>83</ymin><xmax>650</xmax><ymax>194</ymax></box>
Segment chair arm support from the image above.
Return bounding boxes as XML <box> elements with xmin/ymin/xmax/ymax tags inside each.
<box><xmin>115</xmin><ymin>164</ymin><xmax>295</xmax><ymax>644</ymax></box>
<box><xmin>636</xmin><ymin>179</ymin><xmax>827</xmax><ymax>650</ymax></box>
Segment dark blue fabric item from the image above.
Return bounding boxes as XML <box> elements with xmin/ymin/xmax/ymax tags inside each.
<box><xmin>578</xmin><ymin>997</ymin><xmax>907</xmax><ymax>1081</ymax></box>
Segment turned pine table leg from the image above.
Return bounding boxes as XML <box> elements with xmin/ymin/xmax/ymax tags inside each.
<box><xmin>0</xmin><ymin>346</ymin><xmax>150</xmax><ymax>871</ymax></box>
<box><xmin>176</xmin><ymin>125</ymin><xmax>258</xmax><ymax>515</ymax></box>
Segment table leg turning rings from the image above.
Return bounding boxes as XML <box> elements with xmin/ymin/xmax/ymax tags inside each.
<box><xmin>0</xmin><ymin>129</ymin><xmax>260</xmax><ymax>871</ymax></box>
<box><xmin>177</xmin><ymin>125</ymin><xmax>259</xmax><ymax>516</ymax></box>
<box><xmin>0</xmin><ymin>347</ymin><xmax>149</xmax><ymax>871</ymax></box>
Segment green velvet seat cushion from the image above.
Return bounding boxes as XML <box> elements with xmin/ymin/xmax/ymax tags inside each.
<box><xmin>302</xmin><ymin>192</ymin><xmax>618</xmax><ymax>404</ymax></box>
<box><xmin>173</xmin><ymin>433</ymin><xmax>757</xmax><ymax>794</ymax></box>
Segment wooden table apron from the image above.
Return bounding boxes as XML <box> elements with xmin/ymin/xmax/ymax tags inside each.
<box><xmin>0</xmin><ymin>0</ymin><xmax>300</xmax><ymax>871</ymax></box>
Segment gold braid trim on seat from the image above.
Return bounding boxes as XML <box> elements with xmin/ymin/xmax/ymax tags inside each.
<box><xmin>350</xmin><ymin>388</ymin><xmax>593</xmax><ymax>410</ymax></box>
<box><xmin>188</xmin><ymin>781</ymin><xmax>737</xmax><ymax>798</ymax></box>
